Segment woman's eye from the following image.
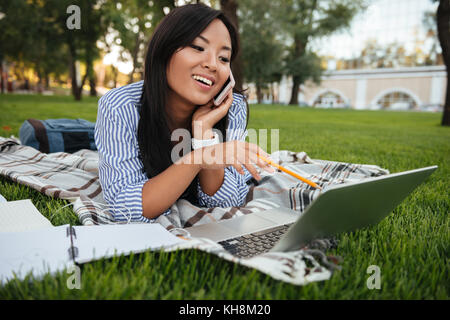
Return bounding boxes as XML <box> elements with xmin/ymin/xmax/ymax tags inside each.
<box><xmin>190</xmin><ymin>45</ymin><xmax>204</xmax><ymax>51</ymax></box>
<box><xmin>190</xmin><ymin>44</ymin><xmax>230</xmax><ymax>63</ymax></box>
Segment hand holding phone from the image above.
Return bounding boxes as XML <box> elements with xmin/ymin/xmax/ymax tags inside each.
<box><xmin>192</xmin><ymin>71</ymin><xmax>235</xmax><ymax>137</ymax></box>
<box><xmin>213</xmin><ymin>71</ymin><xmax>235</xmax><ymax>106</ymax></box>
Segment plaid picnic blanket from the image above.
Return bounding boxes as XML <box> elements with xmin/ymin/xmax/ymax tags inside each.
<box><xmin>0</xmin><ymin>136</ymin><xmax>389</xmax><ymax>285</ymax></box>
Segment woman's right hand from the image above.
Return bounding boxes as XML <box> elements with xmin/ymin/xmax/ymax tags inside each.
<box><xmin>193</xmin><ymin>140</ymin><xmax>275</xmax><ymax>180</ymax></box>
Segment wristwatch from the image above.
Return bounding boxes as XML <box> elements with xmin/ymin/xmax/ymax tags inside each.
<box><xmin>191</xmin><ymin>131</ymin><xmax>220</xmax><ymax>150</ymax></box>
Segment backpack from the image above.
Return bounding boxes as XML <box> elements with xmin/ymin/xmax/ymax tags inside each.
<box><xmin>19</xmin><ymin>118</ymin><xmax>97</xmax><ymax>153</ymax></box>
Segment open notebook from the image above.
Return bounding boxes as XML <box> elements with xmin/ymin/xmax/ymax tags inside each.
<box><xmin>0</xmin><ymin>216</ymin><xmax>184</xmax><ymax>284</ymax></box>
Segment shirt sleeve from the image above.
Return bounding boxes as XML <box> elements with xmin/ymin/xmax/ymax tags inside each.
<box><xmin>95</xmin><ymin>95</ymin><xmax>170</xmax><ymax>223</ymax></box>
<box><xmin>197</xmin><ymin>94</ymin><xmax>254</xmax><ymax>208</ymax></box>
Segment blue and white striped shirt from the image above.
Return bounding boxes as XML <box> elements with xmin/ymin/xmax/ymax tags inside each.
<box><xmin>95</xmin><ymin>81</ymin><xmax>253</xmax><ymax>223</ymax></box>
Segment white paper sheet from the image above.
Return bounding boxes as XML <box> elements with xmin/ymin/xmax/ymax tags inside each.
<box><xmin>0</xmin><ymin>199</ymin><xmax>53</xmax><ymax>232</ymax></box>
<box><xmin>73</xmin><ymin>223</ymin><xmax>185</xmax><ymax>264</ymax></box>
<box><xmin>0</xmin><ymin>225</ymin><xmax>72</xmax><ymax>283</ymax></box>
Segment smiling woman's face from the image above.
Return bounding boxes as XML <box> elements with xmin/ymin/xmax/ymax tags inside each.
<box><xmin>166</xmin><ymin>18</ymin><xmax>232</xmax><ymax>107</ymax></box>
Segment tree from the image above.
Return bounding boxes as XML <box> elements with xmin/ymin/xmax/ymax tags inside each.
<box><xmin>62</xmin><ymin>0</ymin><xmax>106</xmax><ymax>100</ymax></box>
<box><xmin>436</xmin><ymin>0</ymin><xmax>450</xmax><ymax>126</ymax></box>
<box><xmin>0</xmin><ymin>0</ymin><xmax>36</xmax><ymax>91</ymax></box>
<box><xmin>274</xmin><ymin>0</ymin><xmax>366</xmax><ymax>105</ymax></box>
<box><xmin>0</xmin><ymin>0</ymin><xmax>68</xmax><ymax>93</ymax></box>
<box><xmin>239</xmin><ymin>0</ymin><xmax>284</xmax><ymax>103</ymax></box>
<box><xmin>102</xmin><ymin>0</ymin><xmax>175</xmax><ymax>84</ymax></box>
<box><xmin>220</xmin><ymin>0</ymin><xmax>244</xmax><ymax>91</ymax></box>
<box><xmin>0</xmin><ymin>0</ymin><xmax>104</xmax><ymax>99</ymax></box>
<box><xmin>423</xmin><ymin>9</ymin><xmax>442</xmax><ymax>66</ymax></box>
<box><xmin>97</xmin><ymin>28</ymin><xmax>123</xmax><ymax>88</ymax></box>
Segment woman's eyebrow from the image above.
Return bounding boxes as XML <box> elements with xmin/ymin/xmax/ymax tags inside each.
<box><xmin>198</xmin><ymin>35</ymin><xmax>231</xmax><ymax>52</ymax></box>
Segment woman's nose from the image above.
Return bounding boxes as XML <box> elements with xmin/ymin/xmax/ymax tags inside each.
<box><xmin>202</xmin><ymin>53</ymin><xmax>217</xmax><ymax>71</ymax></box>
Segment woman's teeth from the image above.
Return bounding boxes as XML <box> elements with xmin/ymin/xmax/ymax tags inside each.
<box><xmin>192</xmin><ymin>75</ymin><xmax>213</xmax><ymax>86</ymax></box>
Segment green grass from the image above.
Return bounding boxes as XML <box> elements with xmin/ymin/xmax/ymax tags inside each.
<box><xmin>0</xmin><ymin>94</ymin><xmax>448</xmax><ymax>299</ymax></box>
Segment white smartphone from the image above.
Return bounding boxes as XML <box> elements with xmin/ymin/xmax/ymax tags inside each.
<box><xmin>213</xmin><ymin>71</ymin><xmax>235</xmax><ymax>106</ymax></box>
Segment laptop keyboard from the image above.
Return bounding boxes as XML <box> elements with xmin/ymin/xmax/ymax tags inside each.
<box><xmin>218</xmin><ymin>224</ymin><xmax>293</xmax><ymax>258</ymax></box>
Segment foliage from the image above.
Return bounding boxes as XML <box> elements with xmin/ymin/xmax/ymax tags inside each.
<box><xmin>0</xmin><ymin>0</ymin><xmax>68</xmax><ymax>85</ymax></box>
<box><xmin>100</xmin><ymin>0</ymin><xmax>176</xmax><ymax>84</ymax></box>
<box><xmin>237</xmin><ymin>0</ymin><xmax>367</xmax><ymax>105</ymax></box>
<box><xmin>239</xmin><ymin>0</ymin><xmax>284</xmax><ymax>102</ymax></box>
<box><xmin>0</xmin><ymin>0</ymin><xmax>108</xmax><ymax>98</ymax></box>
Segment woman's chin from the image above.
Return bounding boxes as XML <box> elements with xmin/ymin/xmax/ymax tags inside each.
<box><xmin>191</xmin><ymin>96</ymin><xmax>213</xmax><ymax>107</ymax></box>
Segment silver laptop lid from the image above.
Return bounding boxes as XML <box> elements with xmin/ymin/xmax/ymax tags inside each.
<box><xmin>271</xmin><ymin>166</ymin><xmax>438</xmax><ymax>252</ymax></box>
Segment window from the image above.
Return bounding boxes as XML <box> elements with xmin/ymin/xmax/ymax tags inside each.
<box><xmin>376</xmin><ymin>91</ymin><xmax>417</xmax><ymax>110</ymax></box>
<box><xmin>313</xmin><ymin>91</ymin><xmax>347</xmax><ymax>108</ymax></box>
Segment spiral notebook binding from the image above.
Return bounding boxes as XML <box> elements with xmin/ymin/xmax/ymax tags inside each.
<box><xmin>68</xmin><ymin>246</ymin><xmax>79</xmax><ymax>260</ymax></box>
<box><xmin>66</xmin><ymin>225</ymin><xmax>78</xmax><ymax>260</ymax></box>
<box><xmin>66</xmin><ymin>225</ymin><xmax>77</xmax><ymax>238</ymax></box>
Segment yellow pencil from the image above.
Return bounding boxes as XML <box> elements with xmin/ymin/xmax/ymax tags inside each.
<box><xmin>257</xmin><ymin>154</ymin><xmax>322</xmax><ymax>190</ymax></box>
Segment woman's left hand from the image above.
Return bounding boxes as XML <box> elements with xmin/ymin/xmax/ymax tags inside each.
<box><xmin>191</xmin><ymin>90</ymin><xmax>233</xmax><ymax>139</ymax></box>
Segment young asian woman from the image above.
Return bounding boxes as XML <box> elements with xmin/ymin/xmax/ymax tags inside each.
<box><xmin>95</xmin><ymin>3</ymin><xmax>274</xmax><ymax>223</ymax></box>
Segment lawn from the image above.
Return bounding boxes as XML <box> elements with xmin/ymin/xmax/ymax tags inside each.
<box><xmin>0</xmin><ymin>94</ymin><xmax>448</xmax><ymax>299</ymax></box>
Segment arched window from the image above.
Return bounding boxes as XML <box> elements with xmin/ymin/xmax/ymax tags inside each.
<box><xmin>376</xmin><ymin>91</ymin><xmax>417</xmax><ymax>110</ymax></box>
<box><xmin>313</xmin><ymin>91</ymin><xmax>348</xmax><ymax>108</ymax></box>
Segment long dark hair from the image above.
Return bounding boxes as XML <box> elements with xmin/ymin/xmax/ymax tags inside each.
<box><xmin>138</xmin><ymin>3</ymin><xmax>248</xmax><ymax>206</ymax></box>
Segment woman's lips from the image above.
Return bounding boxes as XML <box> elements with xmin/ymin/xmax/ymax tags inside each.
<box><xmin>193</xmin><ymin>78</ymin><xmax>214</xmax><ymax>90</ymax></box>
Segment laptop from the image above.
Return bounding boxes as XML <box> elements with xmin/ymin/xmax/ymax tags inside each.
<box><xmin>184</xmin><ymin>166</ymin><xmax>437</xmax><ymax>258</ymax></box>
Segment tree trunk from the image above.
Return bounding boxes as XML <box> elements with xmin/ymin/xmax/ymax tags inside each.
<box><xmin>220</xmin><ymin>0</ymin><xmax>244</xmax><ymax>92</ymax></box>
<box><xmin>128</xmin><ymin>34</ymin><xmax>141</xmax><ymax>84</ymax></box>
<box><xmin>256</xmin><ymin>83</ymin><xmax>262</xmax><ymax>104</ymax></box>
<box><xmin>288</xmin><ymin>35</ymin><xmax>306</xmax><ymax>105</ymax></box>
<box><xmin>437</xmin><ymin>0</ymin><xmax>450</xmax><ymax>126</ymax></box>
<box><xmin>86</xmin><ymin>55</ymin><xmax>96</xmax><ymax>96</ymax></box>
<box><xmin>68</xmin><ymin>43</ymin><xmax>81</xmax><ymax>101</ymax></box>
<box><xmin>44</xmin><ymin>72</ymin><xmax>50</xmax><ymax>90</ymax></box>
<box><xmin>0</xmin><ymin>61</ymin><xmax>4</xmax><ymax>94</ymax></box>
<box><xmin>82</xmin><ymin>39</ymin><xmax>97</xmax><ymax>97</ymax></box>
<box><xmin>289</xmin><ymin>75</ymin><xmax>300</xmax><ymax>105</ymax></box>
<box><xmin>36</xmin><ymin>65</ymin><xmax>43</xmax><ymax>94</ymax></box>
<box><xmin>270</xmin><ymin>83</ymin><xmax>276</xmax><ymax>104</ymax></box>
<box><xmin>72</xmin><ymin>55</ymin><xmax>89</xmax><ymax>100</ymax></box>
<box><xmin>77</xmin><ymin>72</ymin><xmax>88</xmax><ymax>99</ymax></box>
<box><xmin>89</xmin><ymin>75</ymin><xmax>97</xmax><ymax>96</ymax></box>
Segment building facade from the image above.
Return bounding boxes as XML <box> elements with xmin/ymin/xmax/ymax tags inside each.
<box><xmin>249</xmin><ymin>65</ymin><xmax>446</xmax><ymax>111</ymax></box>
